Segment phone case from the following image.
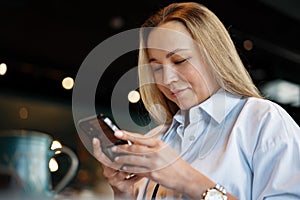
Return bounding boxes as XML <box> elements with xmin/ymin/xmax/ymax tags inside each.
<box><xmin>77</xmin><ymin>114</ymin><xmax>128</xmax><ymax>161</ymax></box>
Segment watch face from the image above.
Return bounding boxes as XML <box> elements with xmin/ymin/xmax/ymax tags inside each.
<box><xmin>204</xmin><ymin>189</ymin><xmax>224</xmax><ymax>200</ymax></box>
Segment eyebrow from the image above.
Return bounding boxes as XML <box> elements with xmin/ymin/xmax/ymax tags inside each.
<box><xmin>166</xmin><ymin>48</ymin><xmax>189</xmax><ymax>58</ymax></box>
<box><xmin>148</xmin><ymin>48</ymin><xmax>189</xmax><ymax>62</ymax></box>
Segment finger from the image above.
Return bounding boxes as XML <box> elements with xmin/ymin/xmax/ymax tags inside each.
<box><xmin>103</xmin><ymin>168</ymin><xmax>127</xmax><ymax>180</ymax></box>
<box><xmin>93</xmin><ymin>138</ymin><xmax>126</xmax><ymax>171</ymax></box>
<box><xmin>114</xmin><ymin>155</ymin><xmax>149</xmax><ymax>170</ymax></box>
<box><xmin>92</xmin><ymin>138</ymin><xmax>117</xmax><ymax>165</ymax></box>
<box><xmin>107</xmin><ymin>170</ymin><xmax>140</xmax><ymax>186</ymax></box>
<box><xmin>103</xmin><ymin>168</ymin><xmax>119</xmax><ymax>179</ymax></box>
<box><xmin>121</xmin><ymin>164</ymin><xmax>150</xmax><ymax>174</ymax></box>
<box><xmin>110</xmin><ymin>173</ymin><xmax>142</xmax><ymax>192</ymax></box>
<box><xmin>111</xmin><ymin>143</ymin><xmax>152</xmax><ymax>155</ymax></box>
<box><xmin>114</xmin><ymin>130</ymin><xmax>159</xmax><ymax>147</ymax></box>
<box><xmin>124</xmin><ymin>173</ymin><xmax>136</xmax><ymax>180</ymax></box>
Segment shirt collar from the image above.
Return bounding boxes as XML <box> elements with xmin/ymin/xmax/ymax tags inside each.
<box><xmin>173</xmin><ymin>110</ymin><xmax>185</xmax><ymax>125</ymax></box>
<box><xmin>199</xmin><ymin>89</ymin><xmax>242</xmax><ymax>124</ymax></box>
<box><xmin>173</xmin><ymin>89</ymin><xmax>242</xmax><ymax>125</ymax></box>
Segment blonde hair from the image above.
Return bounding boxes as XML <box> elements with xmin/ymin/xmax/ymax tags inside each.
<box><xmin>138</xmin><ymin>2</ymin><xmax>262</xmax><ymax>124</ymax></box>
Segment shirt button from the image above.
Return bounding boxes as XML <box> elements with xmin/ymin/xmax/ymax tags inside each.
<box><xmin>189</xmin><ymin>135</ymin><xmax>195</xmax><ymax>141</ymax></box>
<box><xmin>177</xmin><ymin>125</ymin><xmax>184</xmax><ymax>133</ymax></box>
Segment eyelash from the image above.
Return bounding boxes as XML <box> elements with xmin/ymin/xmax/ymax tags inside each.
<box><xmin>152</xmin><ymin>57</ymin><xmax>190</xmax><ymax>72</ymax></box>
<box><xmin>153</xmin><ymin>66</ymin><xmax>163</xmax><ymax>72</ymax></box>
<box><xmin>174</xmin><ymin>58</ymin><xmax>188</xmax><ymax>65</ymax></box>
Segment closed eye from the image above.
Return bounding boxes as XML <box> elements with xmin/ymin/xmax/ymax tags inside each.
<box><xmin>152</xmin><ymin>65</ymin><xmax>163</xmax><ymax>72</ymax></box>
<box><xmin>174</xmin><ymin>59</ymin><xmax>186</xmax><ymax>64</ymax></box>
<box><xmin>174</xmin><ymin>57</ymin><xmax>190</xmax><ymax>65</ymax></box>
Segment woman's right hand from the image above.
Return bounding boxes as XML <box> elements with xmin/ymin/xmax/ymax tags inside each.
<box><xmin>92</xmin><ymin>138</ymin><xmax>142</xmax><ymax>199</ymax></box>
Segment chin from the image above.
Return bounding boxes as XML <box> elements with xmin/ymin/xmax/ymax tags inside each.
<box><xmin>175</xmin><ymin>96</ymin><xmax>200</xmax><ymax>110</ymax></box>
<box><xmin>177</xmin><ymin>102</ymin><xmax>197</xmax><ymax>110</ymax></box>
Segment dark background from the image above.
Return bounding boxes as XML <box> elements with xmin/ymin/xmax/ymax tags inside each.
<box><xmin>0</xmin><ymin>0</ymin><xmax>299</xmax><ymax>194</ymax></box>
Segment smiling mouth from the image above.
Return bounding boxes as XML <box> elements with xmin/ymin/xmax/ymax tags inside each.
<box><xmin>171</xmin><ymin>88</ymin><xmax>186</xmax><ymax>96</ymax></box>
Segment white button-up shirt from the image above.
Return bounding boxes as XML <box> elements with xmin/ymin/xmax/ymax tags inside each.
<box><xmin>136</xmin><ymin>89</ymin><xmax>300</xmax><ymax>200</ymax></box>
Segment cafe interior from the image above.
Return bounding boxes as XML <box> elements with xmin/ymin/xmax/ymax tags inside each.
<box><xmin>0</xmin><ymin>0</ymin><xmax>299</xmax><ymax>199</ymax></box>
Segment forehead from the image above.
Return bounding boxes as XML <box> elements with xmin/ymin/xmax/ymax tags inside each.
<box><xmin>146</xmin><ymin>21</ymin><xmax>196</xmax><ymax>53</ymax></box>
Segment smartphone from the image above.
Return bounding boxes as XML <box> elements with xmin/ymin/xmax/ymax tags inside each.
<box><xmin>77</xmin><ymin>114</ymin><xmax>131</xmax><ymax>161</ymax></box>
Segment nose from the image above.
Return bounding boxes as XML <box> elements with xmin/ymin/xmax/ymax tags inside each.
<box><xmin>162</xmin><ymin>65</ymin><xmax>178</xmax><ymax>85</ymax></box>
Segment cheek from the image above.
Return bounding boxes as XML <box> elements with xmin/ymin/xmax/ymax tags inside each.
<box><xmin>184</xmin><ymin>69</ymin><xmax>211</xmax><ymax>94</ymax></box>
<box><xmin>153</xmin><ymin>73</ymin><xmax>163</xmax><ymax>84</ymax></box>
<box><xmin>156</xmin><ymin>84</ymin><xmax>168</xmax><ymax>94</ymax></box>
<box><xmin>182</xmin><ymin>70</ymin><xmax>203</xmax><ymax>86</ymax></box>
<box><xmin>184</xmin><ymin>63</ymin><xmax>209</xmax><ymax>85</ymax></box>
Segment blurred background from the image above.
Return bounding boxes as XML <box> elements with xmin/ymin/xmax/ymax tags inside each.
<box><xmin>0</xmin><ymin>0</ymin><xmax>299</xmax><ymax>198</ymax></box>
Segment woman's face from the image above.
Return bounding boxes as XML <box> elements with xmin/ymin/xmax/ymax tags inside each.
<box><xmin>147</xmin><ymin>21</ymin><xmax>219</xmax><ymax>110</ymax></box>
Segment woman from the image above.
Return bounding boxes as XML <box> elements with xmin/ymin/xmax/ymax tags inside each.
<box><xmin>93</xmin><ymin>2</ymin><xmax>300</xmax><ymax>199</ymax></box>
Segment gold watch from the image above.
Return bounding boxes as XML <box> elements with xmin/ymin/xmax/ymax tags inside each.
<box><xmin>202</xmin><ymin>184</ymin><xmax>227</xmax><ymax>200</ymax></box>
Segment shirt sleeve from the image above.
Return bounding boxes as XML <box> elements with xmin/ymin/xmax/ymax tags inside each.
<box><xmin>251</xmin><ymin>101</ymin><xmax>300</xmax><ymax>199</ymax></box>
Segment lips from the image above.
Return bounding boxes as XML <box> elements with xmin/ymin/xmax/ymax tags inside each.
<box><xmin>170</xmin><ymin>88</ymin><xmax>187</xmax><ymax>96</ymax></box>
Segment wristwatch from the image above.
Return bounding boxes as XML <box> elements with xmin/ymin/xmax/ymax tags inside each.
<box><xmin>202</xmin><ymin>184</ymin><xmax>227</xmax><ymax>200</ymax></box>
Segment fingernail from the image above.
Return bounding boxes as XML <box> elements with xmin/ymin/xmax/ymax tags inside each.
<box><xmin>92</xmin><ymin>138</ymin><xmax>97</xmax><ymax>145</ymax></box>
<box><xmin>114</xmin><ymin>130</ymin><xmax>123</xmax><ymax>137</ymax></box>
<box><xmin>114</xmin><ymin>156</ymin><xmax>119</xmax><ymax>161</ymax></box>
<box><xmin>111</xmin><ymin>146</ymin><xmax>117</xmax><ymax>152</ymax></box>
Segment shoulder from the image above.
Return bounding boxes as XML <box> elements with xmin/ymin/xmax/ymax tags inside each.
<box><xmin>240</xmin><ymin>97</ymin><xmax>300</xmax><ymax>144</ymax></box>
<box><xmin>244</xmin><ymin>97</ymin><xmax>284</xmax><ymax>112</ymax></box>
<box><xmin>231</xmin><ymin>97</ymin><xmax>300</xmax><ymax>162</ymax></box>
<box><xmin>243</xmin><ymin>97</ymin><xmax>297</xmax><ymax>124</ymax></box>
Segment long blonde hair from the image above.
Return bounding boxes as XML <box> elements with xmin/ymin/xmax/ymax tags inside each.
<box><xmin>138</xmin><ymin>2</ymin><xmax>262</xmax><ymax>124</ymax></box>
